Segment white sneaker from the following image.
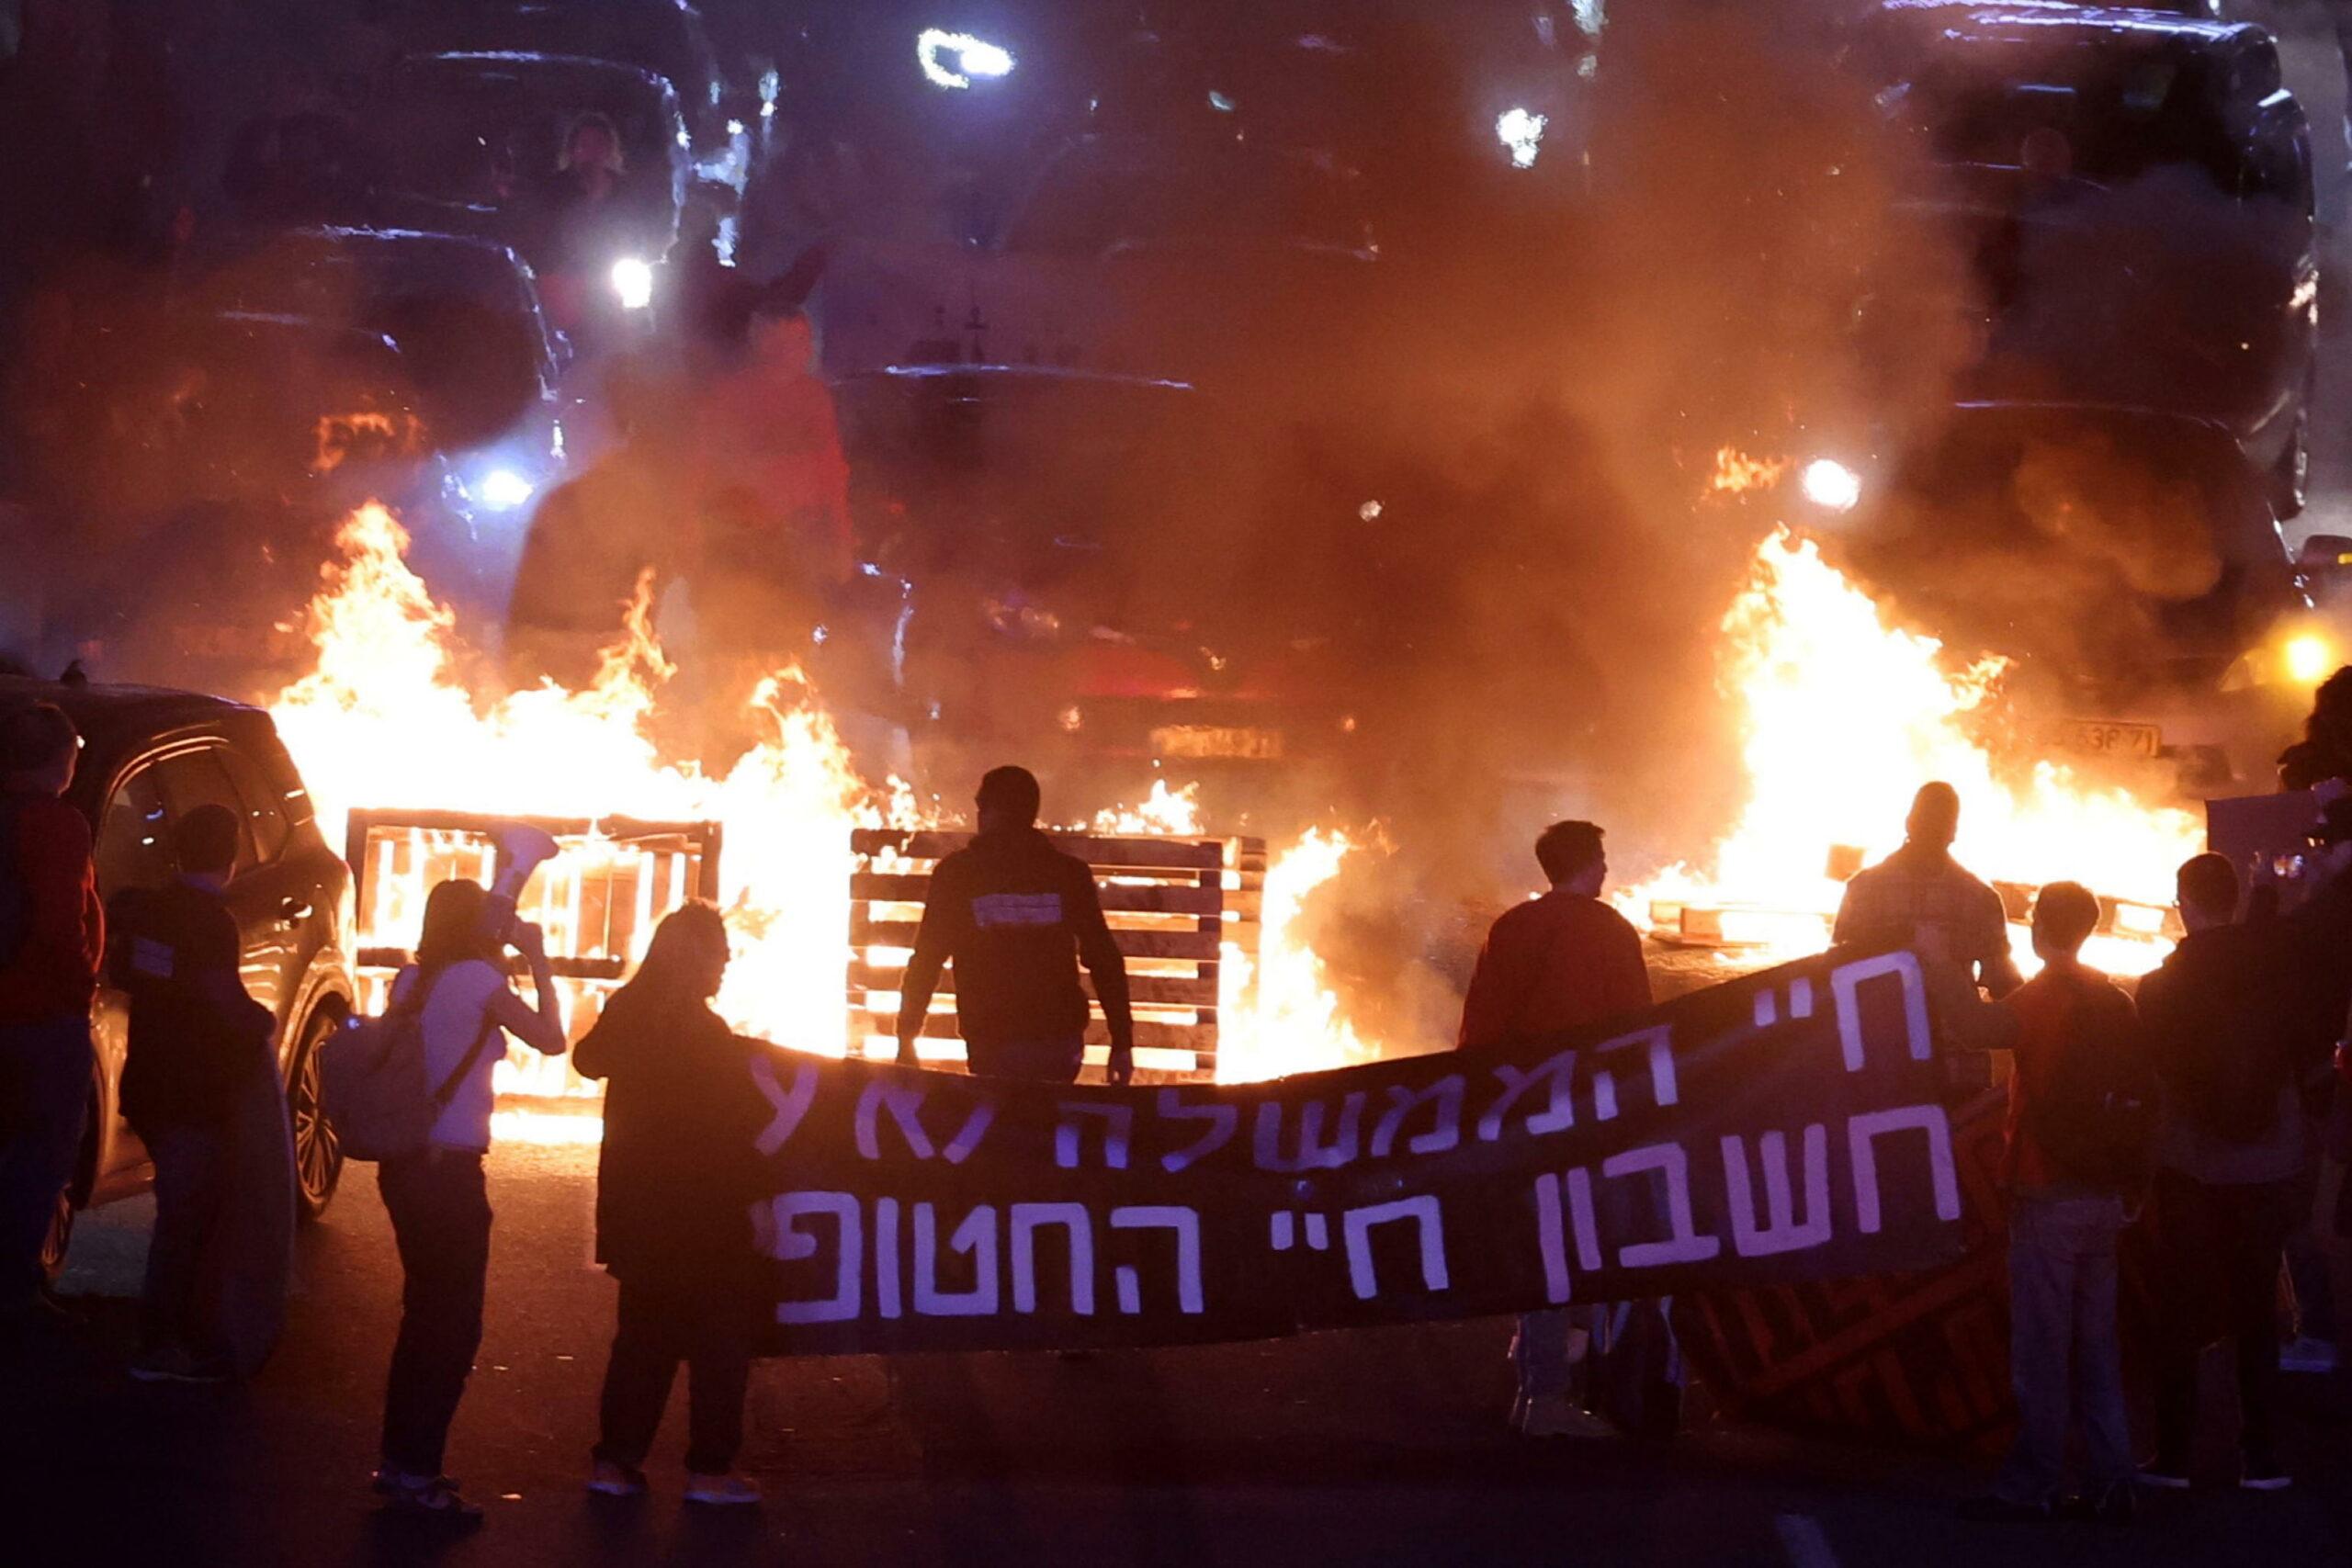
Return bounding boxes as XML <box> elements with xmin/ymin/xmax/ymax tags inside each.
<box><xmin>684</xmin><ymin>1473</ymin><xmax>762</xmax><ymax>1506</ymax></box>
<box><xmin>1516</xmin><ymin>1393</ymin><xmax>1611</xmax><ymax>1438</ymax></box>
<box><xmin>2279</xmin><ymin>1336</ymin><xmax>2339</xmax><ymax>1375</ymax></box>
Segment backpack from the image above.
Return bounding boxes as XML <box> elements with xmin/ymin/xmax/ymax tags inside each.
<box><xmin>320</xmin><ymin>973</ymin><xmax>499</xmax><ymax>1163</ymax></box>
<box><xmin>2025</xmin><ymin>977</ymin><xmax>2159</xmax><ymax>1190</ymax></box>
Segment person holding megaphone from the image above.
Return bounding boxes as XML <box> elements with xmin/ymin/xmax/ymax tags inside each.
<box><xmin>372</xmin><ymin>825</ymin><xmax>569</xmax><ymax>1525</ymax></box>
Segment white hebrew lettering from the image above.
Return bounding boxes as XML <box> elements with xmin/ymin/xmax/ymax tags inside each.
<box><xmin>1600</xmin><ymin>1143</ymin><xmax>1721</xmax><ymax>1269</ymax></box>
<box><xmin>751</xmin><ymin>1056</ymin><xmax>819</xmax><ymax>1156</ymax></box>
<box><xmin>1269</xmin><ymin>1211</ymin><xmax>1295</xmax><ymax>1251</ymax></box>
<box><xmin>1848</xmin><ymin>1104</ymin><xmax>1962</xmax><ymax>1232</ymax></box>
<box><xmin>1719</xmin><ymin>1126</ymin><xmax>1832</xmax><ymax>1258</ymax></box>
<box><xmin>1054</xmin><ymin>1102</ymin><xmax>1135</xmax><ymax>1170</ymax></box>
<box><xmin>1566</xmin><ymin>1166</ymin><xmax>1603</xmax><ymax>1271</ymax></box>
<box><xmin>1304</xmin><ymin>1213</ymin><xmax>1330</xmax><ymax>1250</ymax></box>
<box><xmin>1110</xmin><ymin>1206</ymin><xmax>1204</xmax><ymax>1314</ymax></box>
<box><xmin>1253</xmin><ymin>1092</ymin><xmax>1367</xmax><ymax>1171</ymax></box>
<box><xmin>1832</xmin><ymin>951</ymin><xmax>1933</xmax><ymax>1074</ymax></box>
<box><xmin>875</xmin><ymin>1197</ymin><xmax>903</xmax><ymax>1318</ymax></box>
<box><xmin>1342</xmin><ymin>1195</ymin><xmax>1449</xmax><ymax>1300</ymax></box>
<box><xmin>1476</xmin><ymin>1047</ymin><xmax>1578</xmax><ymax>1142</ymax></box>
<box><xmin>770</xmin><ymin>1192</ymin><xmax>863</xmax><ymax>1325</ymax></box>
<box><xmin>1157</xmin><ymin>1089</ymin><xmax>1239</xmax><ymax>1173</ymax></box>
<box><xmin>1591</xmin><ymin>1025</ymin><xmax>1678</xmax><ymax>1121</ymax></box>
<box><xmin>1533</xmin><ymin>1173</ymin><xmax>1575</xmax><ymax>1304</ymax></box>
<box><xmin>1010</xmin><ymin>1203</ymin><xmax>1096</xmax><ymax>1315</ymax></box>
<box><xmin>1370</xmin><ymin>1074</ymin><xmax>1465</xmax><ymax>1158</ymax></box>
<box><xmin>854</xmin><ymin>1079</ymin><xmax>995</xmax><ymax>1164</ymax></box>
<box><xmin>1751</xmin><ymin>976</ymin><xmax>1817</xmax><ymax>1032</ymax></box>
<box><xmin>913</xmin><ymin>1203</ymin><xmax>1000</xmax><ymax>1315</ymax></box>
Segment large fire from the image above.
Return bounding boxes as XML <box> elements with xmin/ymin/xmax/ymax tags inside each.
<box><xmin>1622</xmin><ymin>527</ymin><xmax>2202</xmax><ymax>976</ymax></box>
<box><xmin>266</xmin><ymin>504</ymin><xmax>1376</xmax><ymax>1099</ymax></box>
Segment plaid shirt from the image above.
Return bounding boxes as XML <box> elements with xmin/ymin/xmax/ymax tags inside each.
<box><xmin>1832</xmin><ymin>844</ymin><xmax>2010</xmax><ymax>975</ymax></box>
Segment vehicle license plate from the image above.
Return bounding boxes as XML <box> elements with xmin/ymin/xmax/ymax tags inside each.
<box><xmin>2058</xmin><ymin>719</ymin><xmax>2162</xmax><ymax>761</ymax></box>
<box><xmin>1151</xmin><ymin>725</ymin><xmax>1285</xmax><ymax>761</ymax></box>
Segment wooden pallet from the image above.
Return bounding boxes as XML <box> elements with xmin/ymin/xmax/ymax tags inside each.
<box><xmin>847</xmin><ymin>828</ymin><xmax>1265</xmax><ymax>1078</ymax></box>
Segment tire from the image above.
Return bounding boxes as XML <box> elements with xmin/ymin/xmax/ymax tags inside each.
<box><xmin>288</xmin><ymin>1011</ymin><xmax>345</xmax><ymax>1222</ymax></box>
<box><xmin>37</xmin><ymin>1189</ymin><xmax>74</xmax><ymax>1280</ymax></box>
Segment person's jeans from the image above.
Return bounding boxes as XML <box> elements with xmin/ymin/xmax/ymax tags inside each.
<box><xmin>0</xmin><ymin>1015</ymin><xmax>95</xmax><ymax>1302</ymax></box>
<box><xmin>966</xmin><ymin>1032</ymin><xmax>1084</xmax><ymax>1084</ymax></box>
<box><xmin>1994</xmin><ymin>1192</ymin><xmax>2132</xmax><ymax>1505</ymax></box>
<box><xmin>1511</xmin><ymin>1307</ymin><xmax>1586</xmax><ymax>1400</ymax></box>
<box><xmin>594</xmin><ymin>1272</ymin><xmax>755</xmax><ymax>1475</ymax></box>
<box><xmin>2154</xmin><ymin>1170</ymin><xmax>2296</xmax><ymax>1472</ymax></box>
<box><xmin>2284</xmin><ymin>1128</ymin><xmax>2335</xmax><ymax>1345</ymax></box>
<box><xmin>379</xmin><ymin>1149</ymin><xmax>492</xmax><ymax>1478</ymax></box>
<box><xmin>140</xmin><ymin>1123</ymin><xmax>229</xmax><ymax>1354</ymax></box>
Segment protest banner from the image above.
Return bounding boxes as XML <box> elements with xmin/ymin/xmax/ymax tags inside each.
<box><xmin>746</xmin><ymin>945</ymin><xmax>1967</xmax><ymax>1355</ymax></box>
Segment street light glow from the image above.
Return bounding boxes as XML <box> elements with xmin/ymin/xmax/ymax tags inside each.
<box><xmin>917</xmin><ymin>28</ymin><xmax>1015</xmax><ymax>90</ymax></box>
<box><xmin>610</xmin><ymin>256</ymin><xmax>654</xmax><ymax>310</ymax></box>
<box><xmin>1800</xmin><ymin>457</ymin><xmax>1861</xmax><ymax>512</ymax></box>
<box><xmin>1496</xmin><ymin>107</ymin><xmax>1546</xmax><ymax>169</ymax></box>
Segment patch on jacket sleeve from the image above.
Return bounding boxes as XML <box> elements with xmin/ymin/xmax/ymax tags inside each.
<box><xmin>971</xmin><ymin>892</ymin><xmax>1065</xmax><ymax>929</ymax></box>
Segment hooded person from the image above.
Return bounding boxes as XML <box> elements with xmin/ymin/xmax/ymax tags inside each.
<box><xmin>575</xmin><ymin>902</ymin><xmax>770</xmax><ymax>1506</ymax></box>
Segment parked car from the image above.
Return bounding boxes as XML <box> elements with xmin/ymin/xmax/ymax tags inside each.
<box><xmin>3</xmin><ymin>676</ymin><xmax>357</xmax><ymax>1271</ymax></box>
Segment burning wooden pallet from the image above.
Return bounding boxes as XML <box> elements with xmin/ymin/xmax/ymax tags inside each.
<box><xmin>846</xmin><ymin>829</ymin><xmax>1266</xmax><ymax>1079</ymax></box>
<box><xmin>345</xmin><ymin>809</ymin><xmax>725</xmax><ymax>1094</ymax></box>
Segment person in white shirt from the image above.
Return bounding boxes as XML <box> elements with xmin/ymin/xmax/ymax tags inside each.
<box><xmin>373</xmin><ymin>877</ymin><xmax>567</xmax><ymax>1523</ymax></box>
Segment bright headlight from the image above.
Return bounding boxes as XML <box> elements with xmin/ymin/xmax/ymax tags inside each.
<box><xmin>1800</xmin><ymin>457</ymin><xmax>1861</xmax><ymax>512</ymax></box>
<box><xmin>918</xmin><ymin>28</ymin><xmax>1014</xmax><ymax>90</ymax></box>
<box><xmin>1496</xmin><ymin>107</ymin><xmax>1546</xmax><ymax>170</ymax></box>
<box><xmin>478</xmin><ymin>468</ymin><xmax>536</xmax><ymax>512</ymax></box>
<box><xmin>610</xmin><ymin>257</ymin><xmax>654</xmax><ymax>310</ymax></box>
<box><xmin>2285</xmin><ymin>632</ymin><xmax>2335</xmax><ymax>686</ymax></box>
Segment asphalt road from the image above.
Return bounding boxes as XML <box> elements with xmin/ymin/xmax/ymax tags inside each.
<box><xmin>4</xmin><ymin>1135</ymin><xmax>2348</xmax><ymax>1568</ymax></box>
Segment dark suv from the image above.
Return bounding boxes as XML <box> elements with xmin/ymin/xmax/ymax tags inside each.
<box><xmin>2</xmin><ymin>678</ymin><xmax>356</xmax><ymax>1269</ymax></box>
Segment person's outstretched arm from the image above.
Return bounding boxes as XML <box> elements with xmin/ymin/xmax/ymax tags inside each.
<box><xmin>896</xmin><ymin>861</ymin><xmax>961</xmax><ymax>1067</ymax></box>
<box><xmin>1069</xmin><ymin>864</ymin><xmax>1134</xmax><ymax>1084</ymax></box>
<box><xmin>488</xmin><ymin>920</ymin><xmax>569</xmax><ymax>1055</ymax></box>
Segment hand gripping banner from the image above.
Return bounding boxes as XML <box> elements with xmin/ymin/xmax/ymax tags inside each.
<box><xmin>747</xmin><ymin>946</ymin><xmax>1966</xmax><ymax>1354</ymax></box>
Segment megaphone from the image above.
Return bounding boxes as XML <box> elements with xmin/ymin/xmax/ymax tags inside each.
<box><xmin>481</xmin><ymin>821</ymin><xmax>560</xmax><ymax>944</ymax></box>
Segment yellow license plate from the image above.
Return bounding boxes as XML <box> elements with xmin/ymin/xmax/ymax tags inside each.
<box><xmin>1151</xmin><ymin>725</ymin><xmax>1284</xmax><ymax>761</ymax></box>
<box><xmin>2059</xmin><ymin>719</ymin><xmax>2162</xmax><ymax>760</ymax></box>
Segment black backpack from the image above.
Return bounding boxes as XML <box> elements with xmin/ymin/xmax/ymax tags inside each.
<box><xmin>2026</xmin><ymin>976</ymin><xmax>2159</xmax><ymax>1190</ymax></box>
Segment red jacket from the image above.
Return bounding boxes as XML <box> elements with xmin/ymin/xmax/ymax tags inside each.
<box><xmin>1458</xmin><ymin>891</ymin><xmax>1652</xmax><ymax>1051</ymax></box>
<box><xmin>0</xmin><ymin>795</ymin><xmax>104</xmax><ymax>1024</ymax></box>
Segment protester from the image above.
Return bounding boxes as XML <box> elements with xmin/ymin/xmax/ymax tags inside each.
<box><xmin>1958</xmin><ymin>883</ymin><xmax>2149</xmax><ymax>1524</ymax></box>
<box><xmin>1834</xmin><ymin>782</ymin><xmax>2022</xmax><ymax>1000</ymax></box>
<box><xmin>2134</xmin><ymin>850</ymin><xmax>2349</xmax><ymax>1493</ymax></box>
<box><xmin>896</xmin><ymin>766</ymin><xmax>1135</xmax><ymax>1085</ymax></box>
<box><xmin>0</xmin><ymin>700</ymin><xmax>102</xmax><ymax>1325</ymax></box>
<box><xmin>373</xmin><ymin>878</ymin><xmax>567</xmax><ymax>1521</ymax></box>
<box><xmin>106</xmin><ymin>804</ymin><xmax>273</xmax><ymax>1382</ymax></box>
<box><xmin>1458</xmin><ymin>820</ymin><xmax>1652</xmax><ymax>1438</ymax></box>
<box><xmin>574</xmin><ymin>902</ymin><xmax>768</xmax><ymax>1506</ymax></box>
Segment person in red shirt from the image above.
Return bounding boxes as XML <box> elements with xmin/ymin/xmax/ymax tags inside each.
<box><xmin>0</xmin><ymin>700</ymin><xmax>103</xmax><ymax>1321</ymax></box>
<box><xmin>1960</xmin><ymin>881</ymin><xmax>2142</xmax><ymax>1524</ymax></box>
<box><xmin>1459</xmin><ymin>820</ymin><xmax>1653</xmax><ymax>1438</ymax></box>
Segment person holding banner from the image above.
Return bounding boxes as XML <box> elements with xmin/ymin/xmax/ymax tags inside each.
<box><xmin>575</xmin><ymin>902</ymin><xmax>770</xmax><ymax>1506</ymax></box>
<box><xmin>1459</xmin><ymin>819</ymin><xmax>1653</xmax><ymax>1438</ymax></box>
<box><xmin>895</xmin><ymin>766</ymin><xmax>1135</xmax><ymax>1085</ymax></box>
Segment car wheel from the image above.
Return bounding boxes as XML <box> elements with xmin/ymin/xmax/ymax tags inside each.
<box><xmin>289</xmin><ymin>1011</ymin><xmax>345</xmax><ymax>1222</ymax></box>
<box><xmin>38</xmin><ymin>1189</ymin><xmax>74</xmax><ymax>1279</ymax></box>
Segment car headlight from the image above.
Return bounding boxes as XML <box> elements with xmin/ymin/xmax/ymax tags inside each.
<box><xmin>610</xmin><ymin>257</ymin><xmax>654</xmax><ymax>310</ymax></box>
<box><xmin>1800</xmin><ymin>458</ymin><xmax>1861</xmax><ymax>512</ymax></box>
<box><xmin>2284</xmin><ymin>631</ymin><xmax>2335</xmax><ymax>687</ymax></box>
<box><xmin>1496</xmin><ymin>107</ymin><xmax>1546</xmax><ymax>170</ymax></box>
<box><xmin>917</xmin><ymin>28</ymin><xmax>1015</xmax><ymax>90</ymax></box>
<box><xmin>477</xmin><ymin>468</ymin><xmax>537</xmax><ymax>512</ymax></box>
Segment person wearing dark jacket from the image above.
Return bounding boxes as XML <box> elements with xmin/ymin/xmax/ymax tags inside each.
<box><xmin>895</xmin><ymin>767</ymin><xmax>1135</xmax><ymax>1085</ymax></box>
<box><xmin>576</xmin><ymin>902</ymin><xmax>769</xmax><ymax>1507</ymax></box>
<box><xmin>106</xmin><ymin>805</ymin><xmax>273</xmax><ymax>1382</ymax></box>
<box><xmin>0</xmin><ymin>701</ymin><xmax>103</xmax><ymax>1324</ymax></box>
<box><xmin>2136</xmin><ymin>849</ymin><xmax>2352</xmax><ymax>1493</ymax></box>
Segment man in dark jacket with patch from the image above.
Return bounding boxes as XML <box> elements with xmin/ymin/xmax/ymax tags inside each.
<box><xmin>896</xmin><ymin>766</ymin><xmax>1135</xmax><ymax>1085</ymax></box>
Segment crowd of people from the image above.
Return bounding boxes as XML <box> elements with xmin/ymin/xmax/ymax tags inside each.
<box><xmin>6</xmin><ymin>685</ymin><xmax>2352</xmax><ymax>1529</ymax></box>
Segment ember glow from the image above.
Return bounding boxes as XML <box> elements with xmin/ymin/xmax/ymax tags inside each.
<box><xmin>1623</xmin><ymin>529</ymin><xmax>2201</xmax><ymax>976</ymax></box>
<box><xmin>1708</xmin><ymin>447</ymin><xmax>1790</xmax><ymax>496</ymax></box>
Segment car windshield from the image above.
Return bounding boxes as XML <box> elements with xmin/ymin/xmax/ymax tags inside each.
<box><xmin>376</xmin><ymin>61</ymin><xmax>683</xmax><ymax>220</ymax></box>
<box><xmin>1004</xmin><ymin>147</ymin><xmax>1372</xmax><ymax>255</ymax></box>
